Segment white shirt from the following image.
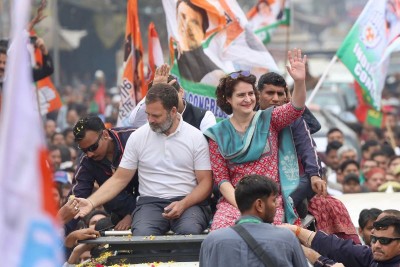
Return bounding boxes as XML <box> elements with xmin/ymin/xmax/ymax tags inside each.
<box><xmin>120</xmin><ymin>116</ymin><xmax>211</xmax><ymax>199</ymax></box>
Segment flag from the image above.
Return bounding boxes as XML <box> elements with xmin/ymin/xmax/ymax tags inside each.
<box><xmin>162</xmin><ymin>0</ymin><xmax>278</xmax><ymax>119</ymax></box>
<box><xmin>147</xmin><ymin>22</ymin><xmax>164</xmax><ymax>83</ymax></box>
<box><xmin>0</xmin><ymin>0</ymin><xmax>63</xmax><ymax>265</ymax></box>
<box><xmin>247</xmin><ymin>0</ymin><xmax>291</xmax><ymax>44</ymax></box>
<box><xmin>117</xmin><ymin>0</ymin><xmax>145</xmax><ymax>126</ymax></box>
<box><xmin>336</xmin><ymin>0</ymin><xmax>400</xmax><ymax>111</ymax></box>
<box><xmin>354</xmin><ymin>82</ymin><xmax>383</xmax><ymax>127</ymax></box>
<box><xmin>33</xmin><ymin>45</ymin><xmax>62</xmax><ymax>115</ymax></box>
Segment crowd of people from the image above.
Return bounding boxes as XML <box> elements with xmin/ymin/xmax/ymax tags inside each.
<box><xmin>1</xmin><ymin>20</ymin><xmax>400</xmax><ymax>266</ymax></box>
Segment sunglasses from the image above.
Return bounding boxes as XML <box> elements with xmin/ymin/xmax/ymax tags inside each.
<box><xmin>370</xmin><ymin>235</ymin><xmax>400</xmax><ymax>245</ymax></box>
<box><xmin>78</xmin><ymin>132</ymin><xmax>103</xmax><ymax>153</ymax></box>
<box><xmin>228</xmin><ymin>70</ymin><xmax>251</xmax><ymax>79</ymax></box>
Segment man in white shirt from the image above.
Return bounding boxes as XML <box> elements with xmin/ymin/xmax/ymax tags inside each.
<box><xmin>75</xmin><ymin>83</ymin><xmax>213</xmax><ymax>236</ymax></box>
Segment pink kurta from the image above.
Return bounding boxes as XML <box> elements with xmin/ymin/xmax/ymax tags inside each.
<box><xmin>210</xmin><ymin>103</ymin><xmax>303</xmax><ymax>230</ymax></box>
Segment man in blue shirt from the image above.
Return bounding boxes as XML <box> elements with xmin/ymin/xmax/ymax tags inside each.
<box><xmin>199</xmin><ymin>174</ymin><xmax>308</xmax><ymax>267</ymax></box>
<box><xmin>66</xmin><ymin>116</ymin><xmax>138</xmax><ymax>234</ymax></box>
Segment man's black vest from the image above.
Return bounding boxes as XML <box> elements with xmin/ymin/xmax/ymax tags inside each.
<box><xmin>182</xmin><ymin>102</ymin><xmax>206</xmax><ymax>130</ymax></box>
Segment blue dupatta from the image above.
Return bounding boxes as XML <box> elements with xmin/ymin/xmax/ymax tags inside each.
<box><xmin>204</xmin><ymin>109</ymin><xmax>272</xmax><ymax>163</ymax></box>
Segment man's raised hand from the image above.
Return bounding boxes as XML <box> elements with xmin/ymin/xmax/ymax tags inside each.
<box><xmin>153</xmin><ymin>64</ymin><xmax>170</xmax><ymax>85</ymax></box>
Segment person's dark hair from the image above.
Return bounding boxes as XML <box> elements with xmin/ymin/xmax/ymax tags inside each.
<box><xmin>381</xmin><ymin>143</ymin><xmax>395</xmax><ymax>158</ymax></box>
<box><xmin>94</xmin><ymin>217</ymin><xmax>114</xmax><ymax>231</ymax></box>
<box><xmin>325</xmin><ymin>141</ymin><xmax>343</xmax><ymax>155</ymax></box>
<box><xmin>373</xmin><ymin>216</ymin><xmax>400</xmax><ymax>236</ymax></box>
<box><xmin>347</xmin><ymin>122</ymin><xmax>363</xmax><ymax>137</ymax></box>
<box><xmin>361</xmin><ymin>140</ymin><xmax>379</xmax><ymax>152</ymax></box>
<box><xmin>62</xmin><ymin>128</ymin><xmax>73</xmax><ymax>138</ymax></box>
<box><xmin>145</xmin><ymin>83</ymin><xmax>179</xmax><ymax>111</ymax></box>
<box><xmin>51</xmin><ymin>132</ymin><xmax>64</xmax><ymax>143</ymax></box>
<box><xmin>216</xmin><ymin>71</ymin><xmax>258</xmax><ymax>115</ymax></box>
<box><xmin>257</xmin><ymin>72</ymin><xmax>287</xmax><ymax>92</ymax></box>
<box><xmin>340</xmin><ymin>159</ymin><xmax>360</xmax><ymax>173</ymax></box>
<box><xmin>0</xmin><ymin>47</ymin><xmax>6</xmax><ymax>55</ymax></box>
<box><xmin>73</xmin><ymin>116</ymin><xmax>105</xmax><ymax>142</ymax></box>
<box><xmin>388</xmin><ymin>155</ymin><xmax>400</xmax><ymax>167</ymax></box>
<box><xmin>58</xmin><ymin>145</ymin><xmax>72</xmax><ymax>162</ymax></box>
<box><xmin>0</xmin><ymin>39</ymin><xmax>8</xmax><ymax>50</ymax></box>
<box><xmin>358</xmin><ymin>208</ymin><xmax>382</xmax><ymax>230</ymax></box>
<box><xmin>148</xmin><ymin>75</ymin><xmax>181</xmax><ymax>92</ymax></box>
<box><xmin>371</xmin><ymin>151</ymin><xmax>387</xmax><ymax>161</ymax></box>
<box><xmin>343</xmin><ymin>173</ymin><xmax>360</xmax><ymax>184</ymax></box>
<box><xmin>373</xmin><ymin>127</ymin><xmax>384</xmax><ymax>140</ymax></box>
<box><xmin>48</xmin><ymin>144</ymin><xmax>61</xmax><ymax>153</ymax></box>
<box><xmin>176</xmin><ymin>0</ymin><xmax>209</xmax><ymax>34</ymax></box>
<box><xmin>327</xmin><ymin>127</ymin><xmax>343</xmax><ymax>136</ymax></box>
<box><xmin>235</xmin><ymin>174</ymin><xmax>278</xmax><ymax>213</ymax></box>
<box><xmin>84</xmin><ymin>210</ymin><xmax>109</xmax><ymax>228</ymax></box>
<box><xmin>381</xmin><ymin>209</ymin><xmax>400</xmax><ymax>219</ymax></box>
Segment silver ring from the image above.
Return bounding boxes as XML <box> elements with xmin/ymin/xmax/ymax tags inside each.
<box><xmin>74</xmin><ymin>206</ymin><xmax>79</xmax><ymax>211</ymax></box>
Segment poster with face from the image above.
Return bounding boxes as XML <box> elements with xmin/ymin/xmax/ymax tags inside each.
<box><xmin>162</xmin><ymin>0</ymin><xmax>279</xmax><ymax>118</ymax></box>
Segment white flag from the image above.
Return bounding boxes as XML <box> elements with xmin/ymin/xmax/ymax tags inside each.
<box><xmin>0</xmin><ymin>0</ymin><xmax>63</xmax><ymax>265</ymax></box>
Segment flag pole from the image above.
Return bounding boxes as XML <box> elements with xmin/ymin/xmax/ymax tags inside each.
<box><xmin>306</xmin><ymin>55</ymin><xmax>338</xmax><ymax>105</ymax></box>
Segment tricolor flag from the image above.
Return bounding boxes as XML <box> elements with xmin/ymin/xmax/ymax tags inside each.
<box><xmin>147</xmin><ymin>22</ymin><xmax>164</xmax><ymax>83</ymax></box>
<box><xmin>0</xmin><ymin>0</ymin><xmax>63</xmax><ymax>265</ymax></box>
<box><xmin>117</xmin><ymin>0</ymin><xmax>145</xmax><ymax>126</ymax></box>
<box><xmin>162</xmin><ymin>0</ymin><xmax>278</xmax><ymax>119</ymax></box>
<box><xmin>337</xmin><ymin>0</ymin><xmax>400</xmax><ymax>111</ymax></box>
<box><xmin>247</xmin><ymin>0</ymin><xmax>291</xmax><ymax>44</ymax></box>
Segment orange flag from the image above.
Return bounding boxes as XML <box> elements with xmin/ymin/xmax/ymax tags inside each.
<box><xmin>117</xmin><ymin>0</ymin><xmax>145</xmax><ymax>126</ymax></box>
<box><xmin>34</xmin><ymin>42</ymin><xmax>62</xmax><ymax>115</ymax></box>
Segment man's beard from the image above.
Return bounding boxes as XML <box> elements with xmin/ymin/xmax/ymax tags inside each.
<box><xmin>149</xmin><ymin>113</ymin><xmax>174</xmax><ymax>134</ymax></box>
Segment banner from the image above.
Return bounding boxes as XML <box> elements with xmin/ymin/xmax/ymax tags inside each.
<box><xmin>147</xmin><ymin>22</ymin><xmax>164</xmax><ymax>83</ymax></box>
<box><xmin>34</xmin><ymin>46</ymin><xmax>62</xmax><ymax>115</ymax></box>
<box><xmin>337</xmin><ymin>0</ymin><xmax>400</xmax><ymax>111</ymax></box>
<box><xmin>117</xmin><ymin>0</ymin><xmax>145</xmax><ymax>126</ymax></box>
<box><xmin>247</xmin><ymin>0</ymin><xmax>291</xmax><ymax>44</ymax></box>
<box><xmin>162</xmin><ymin>0</ymin><xmax>278</xmax><ymax>119</ymax></box>
<box><xmin>0</xmin><ymin>0</ymin><xmax>63</xmax><ymax>265</ymax></box>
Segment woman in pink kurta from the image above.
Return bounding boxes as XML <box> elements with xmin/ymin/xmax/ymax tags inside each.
<box><xmin>204</xmin><ymin>49</ymin><xmax>308</xmax><ymax>230</ymax></box>
<box><xmin>209</xmin><ymin>103</ymin><xmax>303</xmax><ymax>229</ymax></box>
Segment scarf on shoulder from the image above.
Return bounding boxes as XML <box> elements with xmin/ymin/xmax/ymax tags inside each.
<box><xmin>204</xmin><ymin>109</ymin><xmax>272</xmax><ymax>163</ymax></box>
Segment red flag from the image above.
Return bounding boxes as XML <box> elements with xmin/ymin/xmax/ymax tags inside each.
<box><xmin>117</xmin><ymin>0</ymin><xmax>146</xmax><ymax>125</ymax></box>
<box><xmin>147</xmin><ymin>22</ymin><xmax>164</xmax><ymax>83</ymax></box>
